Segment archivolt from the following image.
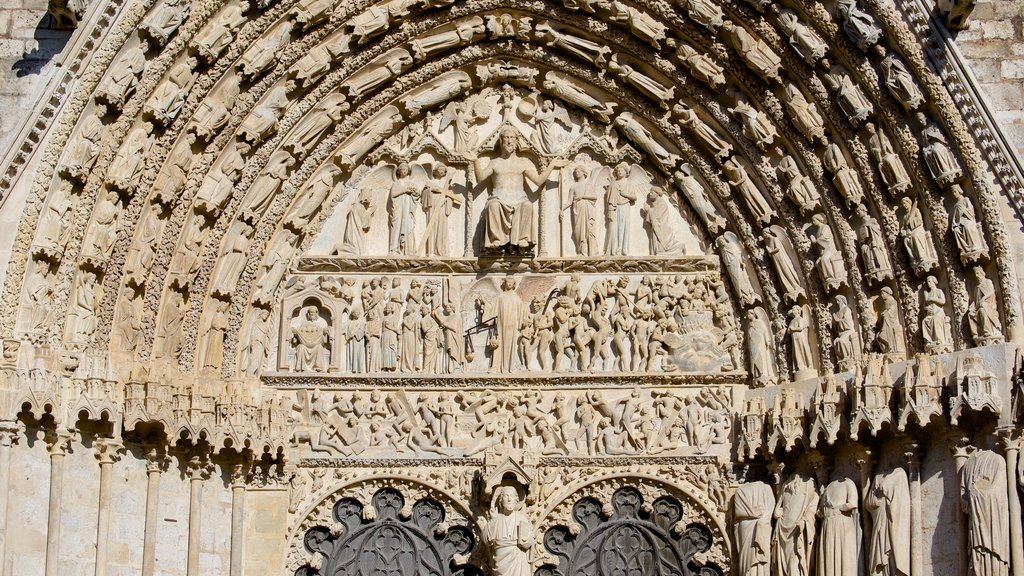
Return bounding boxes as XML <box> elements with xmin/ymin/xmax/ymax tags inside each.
<box><xmin>2</xmin><ymin>0</ymin><xmax>1019</xmax><ymax>386</ymax></box>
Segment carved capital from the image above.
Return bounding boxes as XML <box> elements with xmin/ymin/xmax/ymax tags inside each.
<box><xmin>46</xmin><ymin>427</ymin><xmax>73</xmax><ymax>457</ymax></box>
<box><xmin>0</xmin><ymin>420</ymin><xmax>22</xmax><ymax>448</ymax></box>
<box><xmin>230</xmin><ymin>462</ymin><xmax>250</xmax><ymax>488</ymax></box>
<box><xmin>94</xmin><ymin>438</ymin><xmax>123</xmax><ymax>466</ymax></box>
<box><xmin>947</xmin><ymin>432</ymin><xmax>973</xmax><ymax>461</ymax></box>
<box><xmin>186</xmin><ymin>453</ymin><xmax>214</xmax><ymax>482</ymax></box>
<box><xmin>997</xmin><ymin>426</ymin><xmax>1024</xmax><ymax>454</ymax></box>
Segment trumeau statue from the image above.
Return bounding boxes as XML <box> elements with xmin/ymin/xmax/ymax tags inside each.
<box><xmin>481</xmin><ymin>486</ymin><xmax>533</xmax><ymax>576</ymax></box>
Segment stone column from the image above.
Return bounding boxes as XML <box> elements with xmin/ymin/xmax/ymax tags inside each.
<box><xmin>142</xmin><ymin>449</ymin><xmax>165</xmax><ymax>576</ymax></box>
<box><xmin>186</xmin><ymin>453</ymin><xmax>212</xmax><ymax>576</ymax></box>
<box><xmin>949</xmin><ymin>433</ymin><xmax>972</xmax><ymax>576</ymax></box>
<box><xmin>93</xmin><ymin>439</ymin><xmax>122</xmax><ymax>576</ymax></box>
<box><xmin>0</xmin><ymin>422</ymin><xmax>20</xmax><ymax>572</ymax></box>
<box><xmin>45</xmin><ymin>429</ymin><xmax>72</xmax><ymax>576</ymax></box>
<box><xmin>229</xmin><ymin>463</ymin><xmax>248</xmax><ymax>576</ymax></box>
<box><xmin>850</xmin><ymin>445</ymin><xmax>873</xmax><ymax>576</ymax></box>
<box><xmin>999</xmin><ymin>427</ymin><xmax>1024</xmax><ymax>576</ymax></box>
<box><xmin>903</xmin><ymin>440</ymin><xmax>923</xmax><ymax>576</ymax></box>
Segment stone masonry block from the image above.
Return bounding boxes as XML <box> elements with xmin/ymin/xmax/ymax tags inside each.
<box><xmin>980</xmin><ymin>82</ymin><xmax>1024</xmax><ymax>111</ymax></box>
<box><xmin>1001</xmin><ymin>59</ymin><xmax>1024</xmax><ymax>79</ymax></box>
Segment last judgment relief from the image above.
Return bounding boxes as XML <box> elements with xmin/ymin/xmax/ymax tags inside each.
<box><xmin>1</xmin><ymin>0</ymin><xmax>1024</xmax><ymax>574</ymax></box>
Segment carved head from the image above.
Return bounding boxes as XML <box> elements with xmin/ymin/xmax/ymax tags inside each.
<box><xmin>433</xmin><ymin>164</ymin><xmax>447</xmax><ymax>178</ymax></box>
<box><xmin>493</xmin><ymin>485</ymin><xmax>520</xmax><ymax>514</ymax></box>
<box><xmin>501</xmin><ymin>277</ymin><xmax>517</xmax><ymax>291</ymax></box>
<box><xmin>613</xmin><ymin>162</ymin><xmax>630</xmax><ymax>179</ymax></box>
<box><xmin>498</xmin><ymin>126</ymin><xmax>519</xmax><ymax>155</ymax></box>
<box><xmin>573</xmin><ymin>166</ymin><xmax>587</xmax><ymax>180</ymax></box>
<box><xmin>305</xmin><ymin>307</ymin><xmax>318</xmax><ymax>321</ymax></box>
<box><xmin>396</xmin><ymin>162</ymin><xmax>411</xmax><ymax>178</ymax></box>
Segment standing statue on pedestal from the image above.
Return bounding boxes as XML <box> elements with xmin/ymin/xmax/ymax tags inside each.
<box><xmin>734</xmin><ymin>481</ymin><xmax>775</xmax><ymax>576</ymax></box>
<box><xmin>481</xmin><ymin>486</ymin><xmax>533</xmax><ymax>576</ymax></box>
<box><xmin>961</xmin><ymin>449</ymin><xmax>1010</xmax><ymax>576</ymax></box>
<box><xmin>774</xmin><ymin>472</ymin><xmax>819</xmax><ymax>576</ymax></box>
<box><xmin>865</xmin><ymin>465</ymin><xmax>911</xmax><ymax>576</ymax></box>
<box><xmin>468</xmin><ymin>126</ymin><xmax>566</xmax><ymax>256</ymax></box>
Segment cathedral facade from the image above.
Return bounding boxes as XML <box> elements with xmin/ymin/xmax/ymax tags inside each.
<box><xmin>0</xmin><ymin>0</ymin><xmax>1021</xmax><ymax>574</ymax></box>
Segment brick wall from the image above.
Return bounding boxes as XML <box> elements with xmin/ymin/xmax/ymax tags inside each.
<box><xmin>952</xmin><ymin>0</ymin><xmax>1024</xmax><ymax>159</ymax></box>
<box><xmin>0</xmin><ymin>0</ymin><xmax>73</xmax><ymax>160</ymax></box>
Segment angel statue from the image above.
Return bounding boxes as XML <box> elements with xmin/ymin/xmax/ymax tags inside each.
<box><xmin>562</xmin><ymin>165</ymin><xmax>603</xmax><ymax>257</ymax></box>
<box><xmin>421</xmin><ymin>164</ymin><xmax>463</xmax><ymax>257</ymax></box>
<box><xmin>605</xmin><ymin>162</ymin><xmax>641</xmax><ymax>256</ymax></box>
<box><xmin>438</xmin><ymin>93</ymin><xmax>492</xmax><ymax>156</ymax></box>
<box><xmin>468</xmin><ymin>126</ymin><xmax>568</xmax><ymax>256</ymax></box>
<box><xmin>521</xmin><ymin>93</ymin><xmax>572</xmax><ymax>155</ymax></box>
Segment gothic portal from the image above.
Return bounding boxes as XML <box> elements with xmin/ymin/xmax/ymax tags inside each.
<box><xmin>0</xmin><ymin>0</ymin><xmax>1022</xmax><ymax>574</ymax></box>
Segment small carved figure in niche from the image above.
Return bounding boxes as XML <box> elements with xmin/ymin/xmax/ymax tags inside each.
<box><xmin>921</xmin><ymin>124</ymin><xmax>963</xmax><ymax>187</ymax></box>
<box><xmin>292</xmin><ymin>306</ymin><xmax>330</xmax><ymax>372</ymax></box>
<box><xmin>676</xmin><ymin>0</ymin><xmax>723</xmax><ymax>29</ymax></box>
<box><xmin>436</xmin><ymin>303</ymin><xmax>466</xmax><ymax>373</ymax></box>
<box><xmin>776</xmin><ymin>156</ymin><xmax>820</xmax><ymax>215</ymax></box>
<box><xmin>825</xmin><ymin>65</ymin><xmax>874</xmax><ymax>125</ymax></box>
<box><xmin>291</xmin><ymin>0</ymin><xmax>334</xmax><ymax>29</ymax></box>
<box><xmin>365</xmin><ymin>307</ymin><xmax>383</xmax><ymax>372</ymax></box>
<box><xmin>734</xmin><ymin>481</ymin><xmax>775</xmax><ymax>576</ymax></box>
<box><xmin>525</xmin><ymin>95</ymin><xmax>571</xmax><ymax>155</ymax></box>
<box><xmin>865</xmin><ymin>465</ymin><xmax>911</xmax><ymax>576</ymax></box>
<box><xmin>211</xmin><ymin>220</ymin><xmax>254</xmax><ymax>296</ymax></box>
<box><xmin>241</xmin><ymin>307</ymin><xmax>273</xmax><ymax>376</ymax></box>
<box><xmin>854</xmin><ymin>204</ymin><xmax>893</xmax><ymax>284</ymax></box>
<box><xmin>543</xmin><ymin>72</ymin><xmax>617</xmax><ymax>123</ymax></box>
<box><xmin>773</xmin><ymin>472</ymin><xmax>819</xmax><ymax>576</ymax></box>
<box><xmin>614</xmin><ymin>112</ymin><xmax>681</xmax><ymax>169</ymax></box>
<box><xmin>900</xmin><ymin>197</ymin><xmax>938</xmax><ymax>275</ymax></box>
<box><xmin>201</xmin><ymin>300</ymin><xmax>230</xmax><ymax>371</ymax></box>
<box><xmin>607</xmin><ymin>54</ymin><xmax>675</xmax><ymax>106</ymax></box>
<box><xmin>763</xmin><ymin>227</ymin><xmax>805</xmax><ymax>303</ymax></box>
<box><xmin>387</xmin><ymin>162</ymin><xmax>422</xmax><ymax>255</ymax></box>
<box><xmin>675</xmin><ymin>164</ymin><xmax>726</xmax><ymax>233</ymax></box>
<box><xmin>595</xmin><ymin>0</ymin><xmax>666</xmax><ymax>48</ymax></box>
<box><xmin>69</xmin><ymin>270</ymin><xmax>99</xmax><ymax>342</ymax></box>
<box><xmin>141</xmin><ymin>0</ymin><xmax>191</xmax><ymax>46</ymax></box>
<box><xmin>747</xmin><ymin>308</ymin><xmax>777</xmax><ymax>387</ymax></box>
<box><xmin>776</xmin><ymin>9</ymin><xmax>827</xmax><ymax>65</ymax></box>
<box><xmin>817</xmin><ymin>476</ymin><xmax>862</xmax><ymax>576</ymax></box>
<box><xmin>969</xmin><ymin>266</ymin><xmax>1003</xmax><ymax>344</ymax></box>
<box><xmin>722</xmin><ymin>21</ymin><xmax>782</xmax><ymax>82</ymax></box>
<box><xmin>881</xmin><ymin>55</ymin><xmax>924</xmax><ymax>111</ymax></box>
<box><xmin>286</xmin><ymin>165</ymin><xmax>337</xmax><ymax>231</ymax></box>
<box><xmin>437</xmin><ymin>94</ymin><xmax>490</xmax><ymax>157</ymax></box>
<box><xmin>420</xmin><ymin>304</ymin><xmax>441</xmax><ymax>373</ymax></box>
<box><xmin>836</xmin><ymin>0</ymin><xmax>881</xmax><ymax>49</ymax></box>
<box><xmin>337</xmin><ymin>188</ymin><xmax>375</xmax><ymax>256</ymax></box>
<box><xmin>833</xmin><ymin>295</ymin><xmax>857</xmax><ymax>370</ymax></box>
<box><xmin>23</xmin><ymin>259</ymin><xmax>53</xmax><ymax>332</ymax></box>
<box><xmin>400</xmin><ymin>305</ymin><xmax>422</xmax><ymax>372</ymax></box>
<box><xmin>643</xmin><ymin>185</ymin><xmax>683</xmax><ymax>255</ymax></box>
<box><xmin>960</xmin><ymin>450</ymin><xmax>1011</xmax><ymax>576</ymax></box>
<box><xmin>114</xmin><ymin>287</ymin><xmax>144</xmax><ymax>353</ymax></box>
<box><xmin>190</xmin><ymin>76</ymin><xmax>241</xmax><ymax>142</ymax></box>
<box><xmin>157</xmin><ymin>289</ymin><xmax>186</xmax><ymax>360</ymax></box>
<box><xmin>286</xmin><ymin>94</ymin><xmax>350</xmax><ymax>158</ymax></box>
<box><xmin>674</xmin><ymin>44</ymin><xmax>726</xmax><ymax>89</ymax></box>
<box><xmin>950</xmin><ymin>185</ymin><xmax>988</xmax><ymax>264</ymax></box>
<box><xmin>379</xmin><ymin>300</ymin><xmax>399</xmax><ymax>372</ymax></box>
<box><xmin>809</xmin><ymin>213</ymin><xmax>848</xmax><ymax>292</ymax></box>
<box><xmin>716</xmin><ymin>232</ymin><xmax>759</xmax><ymax>305</ymax></box>
<box><xmin>562</xmin><ymin>166</ymin><xmax>601</xmax><ymax>257</ymax></box>
<box><xmin>605</xmin><ymin>162</ymin><xmax>638</xmax><ymax>256</ymax></box>
<box><xmin>238</xmin><ymin>21</ymin><xmax>293</xmax><ymax>79</ymax></box>
<box><xmin>62</xmin><ymin>112</ymin><xmax>105</xmax><ymax>182</ymax></box>
<box><xmin>481</xmin><ymin>485</ymin><xmax>533</xmax><ymax>576</ymax></box>
<box><xmin>823</xmin><ymin>143</ymin><xmax>864</xmax><ymax>208</ymax></box>
<box><xmin>239</xmin><ymin>80</ymin><xmax>296</xmax><ymax>144</ymax></box>
<box><xmin>920</xmin><ymin>275</ymin><xmax>952</xmax><ymax>354</ymax></box>
<box><xmin>83</xmin><ymin>189</ymin><xmax>120</xmax><ymax>260</ymax></box>
<box><xmin>478</xmin><ymin>278</ymin><xmax>525</xmax><ymax>373</ymax></box>
<box><xmin>190</xmin><ymin>3</ymin><xmax>245</xmax><ymax>62</ymax></box>
<box><xmin>789</xmin><ymin>305</ymin><xmax>814</xmax><ymax>376</ymax></box>
<box><xmin>145</xmin><ymin>57</ymin><xmax>196</xmax><ymax>126</ymax></box>
<box><xmin>421</xmin><ymin>164</ymin><xmax>461</xmax><ymax>257</ymax></box>
<box><xmin>36</xmin><ymin>180</ymin><xmax>75</xmax><ymax>253</ymax></box>
<box><xmin>725</xmin><ymin>158</ymin><xmax>776</xmax><ymax>225</ymax></box>
<box><xmin>350</xmin><ymin>0</ymin><xmax>415</xmax><ymax>44</ymax></box>
<box><xmin>293</xmin><ymin>35</ymin><xmax>351</xmax><ymax>88</ymax></box>
<box><xmin>874</xmin><ymin>287</ymin><xmax>905</xmax><ymax>355</ymax></box>
<box><xmin>729</xmin><ymin>90</ymin><xmax>777</xmax><ymax>151</ymax></box>
<box><xmin>240</xmin><ymin>150</ymin><xmax>295</xmax><ymax>224</ymax></box>
<box><xmin>151</xmin><ymin>136</ymin><xmax>195</xmax><ymax>206</ymax></box>
<box><xmin>534</xmin><ymin>21</ymin><xmax>610</xmax><ymax>67</ymax></box>
<box><xmin>107</xmin><ymin>122</ymin><xmax>155</xmax><ymax>194</ymax></box>
<box><xmin>410</xmin><ymin>15</ymin><xmax>484</xmax><ymax>60</ymax></box>
<box><xmin>782</xmin><ymin>83</ymin><xmax>826</xmax><ymax>144</ymax></box>
<box><xmin>673</xmin><ymin>103</ymin><xmax>731</xmax><ymax>160</ymax></box>
<box><xmin>469</xmin><ymin>126</ymin><xmax>566</xmax><ymax>256</ymax></box>
<box><xmin>865</xmin><ymin>124</ymin><xmax>910</xmax><ymax>195</ymax></box>
<box><xmin>96</xmin><ymin>44</ymin><xmax>146</xmax><ymax>108</ymax></box>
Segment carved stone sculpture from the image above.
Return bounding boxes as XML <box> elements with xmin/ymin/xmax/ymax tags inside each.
<box><xmin>96</xmin><ymin>44</ymin><xmax>146</xmax><ymax>108</ymax></box>
<box><xmin>68</xmin><ymin>270</ymin><xmax>99</xmax><ymax>342</ymax></box>
<box><xmin>875</xmin><ymin>287</ymin><xmax>905</xmax><ymax>355</ymax></box>
<box><xmin>920</xmin><ymin>124</ymin><xmax>963</xmax><ymax>187</ymax></box>
<box><xmin>823</xmin><ymin>143</ymin><xmax>864</xmax><ymax>208</ymax></box>
<box><xmin>140</xmin><ymin>0</ymin><xmax>191</xmax><ymax>45</ymax></box>
<box><xmin>777</xmin><ymin>156</ymin><xmax>820</xmax><ymax>215</ymax></box>
<box><xmin>921</xmin><ymin>275</ymin><xmax>952</xmax><ymax>354</ymax></box>
<box><xmin>291</xmin><ymin>0</ymin><xmax>334</xmax><ymax>29</ymax></box>
<box><xmin>82</xmin><ymin>189</ymin><xmax>120</xmax><ymax>260</ymax></box>
<box><xmin>61</xmin><ymin>112</ymin><xmax>105</xmax><ymax>182</ymax></box>
<box><xmin>420</xmin><ymin>164</ymin><xmax>462</xmax><ymax>257</ymax></box>
<box><xmin>151</xmin><ymin>136</ymin><xmax>195</xmax><ymax>206</ymax></box>
<box><xmin>866</xmin><ymin>124</ymin><xmax>910</xmax><ymax>195</ymax></box>
<box><xmin>411</xmin><ymin>16</ymin><xmax>484</xmax><ymax>61</ymax></box>
<box><xmin>836</xmin><ymin>0</ymin><xmax>881</xmax><ymax>50</ymax></box>
<box><xmin>477</xmin><ymin>278</ymin><xmax>525</xmax><ymax>373</ymax></box>
<box><xmin>789</xmin><ymin>305</ymin><xmax>814</xmax><ymax>377</ymax></box>
<box><xmin>195</xmin><ymin>140</ymin><xmax>249</xmax><ymax>215</ymax></box>
<box><xmin>960</xmin><ymin>450</ymin><xmax>1010</xmax><ymax>576</ymax></box>
<box><xmin>191</xmin><ymin>3</ymin><xmax>245</xmax><ymax>63</ymax></box>
<box><xmin>595</xmin><ymin>0</ymin><xmax>666</xmax><ymax>48</ymax></box>
<box><xmin>777</xmin><ymin>9</ymin><xmax>827</xmax><ymax>65</ymax></box>
<box><xmin>734</xmin><ymin>481</ymin><xmax>775</xmax><ymax>576</ymax></box>
<box><xmin>969</xmin><ymin>267</ymin><xmax>1002</xmax><ymax>345</ymax></box>
<box><xmin>900</xmin><ymin>197</ymin><xmax>938</xmax><ymax>275</ymax></box>
<box><xmin>809</xmin><ymin>213</ymin><xmax>848</xmax><ymax>292</ymax></box>
<box><xmin>286</xmin><ymin>165</ymin><xmax>338</xmax><ymax>230</ymax></box>
<box><xmin>293</xmin><ymin>35</ymin><xmax>351</xmax><ymax>87</ymax></box>
<box><xmin>145</xmin><ymin>57</ymin><xmax>196</xmax><ymax>126</ymax></box>
<box><xmin>23</xmin><ymin>258</ymin><xmax>53</xmax><ymax>333</ymax></box>
<box><xmin>725</xmin><ymin>158</ymin><xmax>776</xmax><ymax>225</ymax></box>
<box><xmin>240</xmin><ymin>307</ymin><xmax>273</xmax><ymax>376</ymax></box>
<box><xmin>201</xmin><ymin>300</ymin><xmax>230</xmax><ymax>371</ymax></box>
<box><xmin>470</xmin><ymin>126</ymin><xmax>565</xmax><ymax>256</ymax></box>
<box><xmin>563</xmin><ymin>166</ymin><xmax>601</xmax><ymax>257</ymax></box>
<box><xmin>189</xmin><ymin>76</ymin><xmax>241</xmax><ymax>142</ymax></box>
<box><xmin>240</xmin><ymin>150</ymin><xmax>295</xmax><ymax>223</ymax></box>
<box><xmin>774</xmin><ymin>472</ymin><xmax>819</xmax><ymax>576</ymax></box>
<box><xmin>881</xmin><ymin>55</ymin><xmax>924</xmax><ymax>111</ymax></box>
<box><xmin>343</xmin><ymin>48</ymin><xmax>413</xmax><ymax>100</ymax></box>
<box><xmin>338</xmin><ymin>188</ymin><xmax>375</xmax><ymax>255</ymax></box>
<box><xmin>716</xmin><ymin>232</ymin><xmax>759</xmax><ymax>306</ymax></box>
<box><xmin>722</xmin><ymin>22</ymin><xmax>781</xmax><ymax>82</ymax></box>
<box><xmin>950</xmin><ymin>185</ymin><xmax>988</xmax><ymax>264</ymax></box>
<box><xmin>605</xmin><ymin>162</ymin><xmax>638</xmax><ymax>256</ymax></box>
<box><xmin>676</xmin><ymin>0</ymin><xmax>723</xmax><ymax>29</ymax></box>
<box><xmin>607</xmin><ymin>54</ymin><xmax>674</xmax><ymax>106</ymax></box>
<box><xmin>239</xmin><ymin>80</ymin><xmax>295</xmax><ymax>143</ymax></box>
<box><xmin>673</xmin><ymin>103</ymin><xmax>731</xmax><ymax>160</ymax></box>
<box><xmin>729</xmin><ymin>90</ymin><xmax>777</xmax><ymax>151</ymax></box>
<box><xmin>747</xmin><ymin>308</ymin><xmax>777</xmax><ymax>387</ymax></box>
<box><xmin>782</xmin><ymin>83</ymin><xmax>826</xmax><ymax>144</ymax></box>
<box><xmin>865</xmin><ymin>465</ymin><xmax>911</xmax><ymax>576</ymax></box>
<box><xmin>833</xmin><ymin>295</ymin><xmax>857</xmax><ymax>371</ymax></box>
<box><xmin>763</xmin><ymin>226</ymin><xmax>805</xmax><ymax>303</ymax></box>
<box><xmin>817</xmin><ymin>477</ymin><xmax>861</xmax><ymax>576</ymax></box>
<box><xmin>481</xmin><ymin>485</ymin><xmax>532</xmax><ymax>576</ymax></box>
<box><xmin>825</xmin><ymin>65</ymin><xmax>874</xmax><ymax>125</ymax></box>
<box><xmin>855</xmin><ymin>204</ymin><xmax>893</xmax><ymax>284</ymax></box>
<box><xmin>643</xmin><ymin>185</ymin><xmax>683</xmax><ymax>255</ymax></box>
<box><xmin>107</xmin><ymin>121</ymin><xmax>154</xmax><ymax>194</ymax></box>
<box><xmin>534</xmin><ymin>22</ymin><xmax>610</xmax><ymax>67</ymax></box>
<box><xmin>675</xmin><ymin>164</ymin><xmax>726</xmax><ymax>233</ymax></box>
<box><xmin>674</xmin><ymin>44</ymin><xmax>725</xmax><ymax>89</ymax></box>
<box><xmin>238</xmin><ymin>21</ymin><xmax>293</xmax><ymax>79</ymax></box>
<box><xmin>292</xmin><ymin>306</ymin><xmax>330</xmax><ymax>372</ymax></box>
<box><xmin>543</xmin><ymin>72</ymin><xmax>616</xmax><ymax>123</ymax></box>
<box><xmin>388</xmin><ymin>162</ymin><xmax>422</xmax><ymax>255</ymax></box>
<box><xmin>613</xmin><ymin>111</ymin><xmax>680</xmax><ymax>169</ymax></box>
